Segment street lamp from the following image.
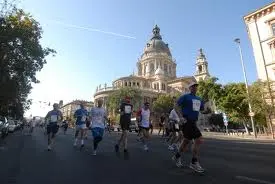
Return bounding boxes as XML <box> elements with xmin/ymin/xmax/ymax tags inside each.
<box><xmin>234</xmin><ymin>38</ymin><xmax>257</xmax><ymax>138</ymax></box>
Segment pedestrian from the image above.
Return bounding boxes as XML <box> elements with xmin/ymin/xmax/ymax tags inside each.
<box><xmin>172</xmin><ymin>81</ymin><xmax>206</xmax><ymax>173</ymax></box>
<box><xmin>89</xmin><ymin>99</ymin><xmax>108</xmax><ymax>155</ymax></box>
<box><xmin>45</xmin><ymin>103</ymin><xmax>63</xmax><ymax>151</ymax></box>
<box><xmin>115</xmin><ymin>96</ymin><xmax>133</xmax><ymax>154</ymax></box>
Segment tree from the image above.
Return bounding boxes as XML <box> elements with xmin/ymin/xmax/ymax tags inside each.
<box><xmin>197</xmin><ymin>77</ymin><xmax>223</xmax><ymax>103</ymax></box>
<box><xmin>0</xmin><ymin>2</ymin><xmax>56</xmax><ymax>118</ymax></box>
<box><xmin>218</xmin><ymin>83</ymin><xmax>250</xmax><ymax>131</ymax></box>
<box><xmin>153</xmin><ymin>94</ymin><xmax>177</xmax><ymax>115</ymax></box>
<box><xmin>107</xmin><ymin>87</ymin><xmax>142</xmax><ymax>117</ymax></box>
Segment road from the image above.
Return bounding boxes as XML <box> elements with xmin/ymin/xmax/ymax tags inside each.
<box><xmin>0</xmin><ymin>127</ymin><xmax>275</xmax><ymax>184</ymax></box>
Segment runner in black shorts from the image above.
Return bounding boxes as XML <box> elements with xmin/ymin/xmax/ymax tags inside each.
<box><xmin>172</xmin><ymin>81</ymin><xmax>206</xmax><ymax>173</ymax></box>
<box><xmin>115</xmin><ymin>96</ymin><xmax>133</xmax><ymax>153</ymax></box>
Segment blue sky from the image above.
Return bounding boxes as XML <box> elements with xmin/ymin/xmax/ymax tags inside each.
<box><xmin>19</xmin><ymin>0</ymin><xmax>274</xmax><ymax>117</ymax></box>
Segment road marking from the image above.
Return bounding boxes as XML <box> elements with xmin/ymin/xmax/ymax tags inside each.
<box><xmin>235</xmin><ymin>176</ymin><xmax>275</xmax><ymax>184</ymax></box>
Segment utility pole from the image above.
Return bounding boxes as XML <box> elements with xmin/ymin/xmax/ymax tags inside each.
<box><xmin>234</xmin><ymin>38</ymin><xmax>257</xmax><ymax>138</ymax></box>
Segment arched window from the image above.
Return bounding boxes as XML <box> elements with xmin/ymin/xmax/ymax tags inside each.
<box><xmin>198</xmin><ymin>65</ymin><xmax>202</xmax><ymax>73</ymax></box>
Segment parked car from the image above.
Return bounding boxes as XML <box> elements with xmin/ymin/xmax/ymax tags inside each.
<box><xmin>0</xmin><ymin>116</ymin><xmax>9</xmax><ymax>138</ymax></box>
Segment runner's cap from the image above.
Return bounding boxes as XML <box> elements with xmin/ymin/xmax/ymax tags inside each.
<box><xmin>188</xmin><ymin>81</ymin><xmax>198</xmax><ymax>88</ymax></box>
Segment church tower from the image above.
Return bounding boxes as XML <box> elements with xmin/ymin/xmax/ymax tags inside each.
<box><xmin>194</xmin><ymin>48</ymin><xmax>210</xmax><ymax>81</ymax></box>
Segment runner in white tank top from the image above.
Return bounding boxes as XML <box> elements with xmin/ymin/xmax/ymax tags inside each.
<box><xmin>137</xmin><ymin>102</ymin><xmax>151</xmax><ymax>151</ymax></box>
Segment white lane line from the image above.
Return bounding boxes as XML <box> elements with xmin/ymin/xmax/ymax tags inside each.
<box><xmin>235</xmin><ymin>176</ymin><xmax>275</xmax><ymax>184</ymax></box>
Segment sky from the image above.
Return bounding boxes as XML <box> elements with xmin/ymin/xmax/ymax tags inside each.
<box><xmin>17</xmin><ymin>0</ymin><xmax>274</xmax><ymax>117</ymax></box>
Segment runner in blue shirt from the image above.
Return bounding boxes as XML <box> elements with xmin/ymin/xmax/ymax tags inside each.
<box><xmin>172</xmin><ymin>81</ymin><xmax>206</xmax><ymax>173</ymax></box>
<box><xmin>73</xmin><ymin>103</ymin><xmax>88</xmax><ymax>149</ymax></box>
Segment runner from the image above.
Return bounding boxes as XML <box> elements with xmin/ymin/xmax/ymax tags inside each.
<box><xmin>62</xmin><ymin>119</ymin><xmax>69</xmax><ymax>135</ymax></box>
<box><xmin>73</xmin><ymin>103</ymin><xmax>88</xmax><ymax>149</ymax></box>
<box><xmin>167</xmin><ymin>106</ymin><xmax>180</xmax><ymax>151</ymax></box>
<box><xmin>158</xmin><ymin>113</ymin><xmax>165</xmax><ymax>136</ymax></box>
<box><xmin>84</xmin><ymin>117</ymin><xmax>90</xmax><ymax>139</ymax></box>
<box><xmin>149</xmin><ymin>120</ymin><xmax>153</xmax><ymax>135</ymax></box>
<box><xmin>90</xmin><ymin>99</ymin><xmax>107</xmax><ymax>155</ymax></box>
<box><xmin>136</xmin><ymin>102</ymin><xmax>151</xmax><ymax>151</ymax></box>
<box><xmin>115</xmin><ymin>97</ymin><xmax>133</xmax><ymax>153</ymax></box>
<box><xmin>172</xmin><ymin>81</ymin><xmax>205</xmax><ymax>173</ymax></box>
<box><xmin>29</xmin><ymin>117</ymin><xmax>36</xmax><ymax>135</ymax></box>
<box><xmin>167</xmin><ymin>104</ymin><xmax>185</xmax><ymax>151</ymax></box>
<box><xmin>45</xmin><ymin>103</ymin><xmax>63</xmax><ymax>151</ymax></box>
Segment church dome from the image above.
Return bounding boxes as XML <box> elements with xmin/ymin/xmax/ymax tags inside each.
<box><xmin>143</xmin><ymin>25</ymin><xmax>171</xmax><ymax>57</ymax></box>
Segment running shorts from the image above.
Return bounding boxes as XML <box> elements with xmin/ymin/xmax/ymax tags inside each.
<box><xmin>183</xmin><ymin>120</ymin><xmax>202</xmax><ymax>140</ymax></box>
<box><xmin>76</xmin><ymin>124</ymin><xmax>86</xmax><ymax>131</ymax></box>
<box><xmin>140</xmin><ymin>126</ymin><xmax>150</xmax><ymax>131</ymax></box>
<box><xmin>91</xmin><ymin>127</ymin><xmax>104</xmax><ymax>138</ymax></box>
<box><xmin>120</xmin><ymin>121</ymin><xmax>130</xmax><ymax>131</ymax></box>
<box><xmin>47</xmin><ymin>123</ymin><xmax>59</xmax><ymax>134</ymax></box>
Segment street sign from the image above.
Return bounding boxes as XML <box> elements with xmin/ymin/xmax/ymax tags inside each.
<box><xmin>249</xmin><ymin>112</ymin><xmax>255</xmax><ymax>117</ymax></box>
<box><xmin>223</xmin><ymin>113</ymin><xmax>228</xmax><ymax>126</ymax></box>
<box><xmin>224</xmin><ymin>121</ymin><xmax>228</xmax><ymax>126</ymax></box>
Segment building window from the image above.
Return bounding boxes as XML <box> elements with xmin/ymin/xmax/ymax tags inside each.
<box><xmin>150</xmin><ymin>63</ymin><xmax>154</xmax><ymax>74</ymax></box>
<box><xmin>154</xmin><ymin>84</ymin><xmax>157</xmax><ymax>89</ymax></box>
<box><xmin>164</xmin><ymin>64</ymin><xmax>168</xmax><ymax>74</ymax></box>
<box><xmin>161</xmin><ymin>83</ymin><xmax>166</xmax><ymax>90</ymax></box>
<box><xmin>133</xmin><ymin>82</ymin><xmax>136</xmax><ymax>86</ymax></box>
<box><xmin>137</xmin><ymin>82</ymin><xmax>140</xmax><ymax>87</ymax></box>
<box><xmin>129</xmin><ymin>82</ymin><xmax>131</xmax><ymax>87</ymax></box>
<box><xmin>124</xmin><ymin>82</ymin><xmax>127</xmax><ymax>86</ymax></box>
<box><xmin>272</xmin><ymin>23</ymin><xmax>275</xmax><ymax>36</ymax></box>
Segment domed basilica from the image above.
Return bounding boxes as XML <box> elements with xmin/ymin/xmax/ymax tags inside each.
<box><xmin>94</xmin><ymin>25</ymin><xmax>210</xmax><ymax>110</ymax></box>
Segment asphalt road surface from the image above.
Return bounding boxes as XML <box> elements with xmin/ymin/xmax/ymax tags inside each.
<box><xmin>1</xmin><ymin>127</ymin><xmax>275</xmax><ymax>184</ymax></box>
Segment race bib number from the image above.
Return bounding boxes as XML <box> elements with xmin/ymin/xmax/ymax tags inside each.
<box><xmin>124</xmin><ymin>105</ymin><xmax>132</xmax><ymax>114</ymax></box>
<box><xmin>175</xmin><ymin>123</ymin><xmax>179</xmax><ymax>130</ymax></box>
<box><xmin>81</xmin><ymin>115</ymin><xmax>86</xmax><ymax>122</ymax></box>
<box><xmin>192</xmin><ymin>99</ymin><xmax>201</xmax><ymax>112</ymax></box>
<box><xmin>50</xmin><ymin>115</ymin><xmax>58</xmax><ymax>122</ymax></box>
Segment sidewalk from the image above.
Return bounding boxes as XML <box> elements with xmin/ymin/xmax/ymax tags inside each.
<box><xmin>202</xmin><ymin>132</ymin><xmax>275</xmax><ymax>141</ymax></box>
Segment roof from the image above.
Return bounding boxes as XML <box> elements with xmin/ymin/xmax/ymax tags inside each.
<box><xmin>61</xmin><ymin>100</ymin><xmax>93</xmax><ymax>108</ymax></box>
<box><xmin>113</xmin><ymin>75</ymin><xmax>146</xmax><ymax>83</ymax></box>
<box><xmin>167</xmin><ymin>76</ymin><xmax>195</xmax><ymax>84</ymax></box>
<box><xmin>244</xmin><ymin>2</ymin><xmax>275</xmax><ymax>22</ymax></box>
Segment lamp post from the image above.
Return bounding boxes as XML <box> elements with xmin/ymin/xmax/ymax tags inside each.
<box><xmin>234</xmin><ymin>38</ymin><xmax>257</xmax><ymax>138</ymax></box>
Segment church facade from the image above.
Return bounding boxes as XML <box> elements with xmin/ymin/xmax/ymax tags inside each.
<box><xmin>94</xmin><ymin>25</ymin><xmax>210</xmax><ymax>113</ymax></box>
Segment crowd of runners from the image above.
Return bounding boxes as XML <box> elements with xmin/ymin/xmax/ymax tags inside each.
<box><xmin>38</xmin><ymin>81</ymin><xmax>206</xmax><ymax>173</ymax></box>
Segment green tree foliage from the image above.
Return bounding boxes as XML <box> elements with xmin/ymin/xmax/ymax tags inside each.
<box><xmin>0</xmin><ymin>2</ymin><xmax>56</xmax><ymax>118</ymax></box>
<box><xmin>107</xmin><ymin>87</ymin><xmax>142</xmax><ymax>115</ymax></box>
<box><xmin>249</xmin><ymin>81</ymin><xmax>274</xmax><ymax>127</ymax></box>
<box><xmin>218</xmin><ymin>83</ymin><xmax>249</xmax><ymax>124</ymax></box>
<box><xmin>197</xmin><ymin>77</ymin><xmax>223</xmax><ymax>103</ymax></box>
<box><xmin>153</xmin><ymin>94</ymin><xmax>177</xmax><ymax>115</ymax></box>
